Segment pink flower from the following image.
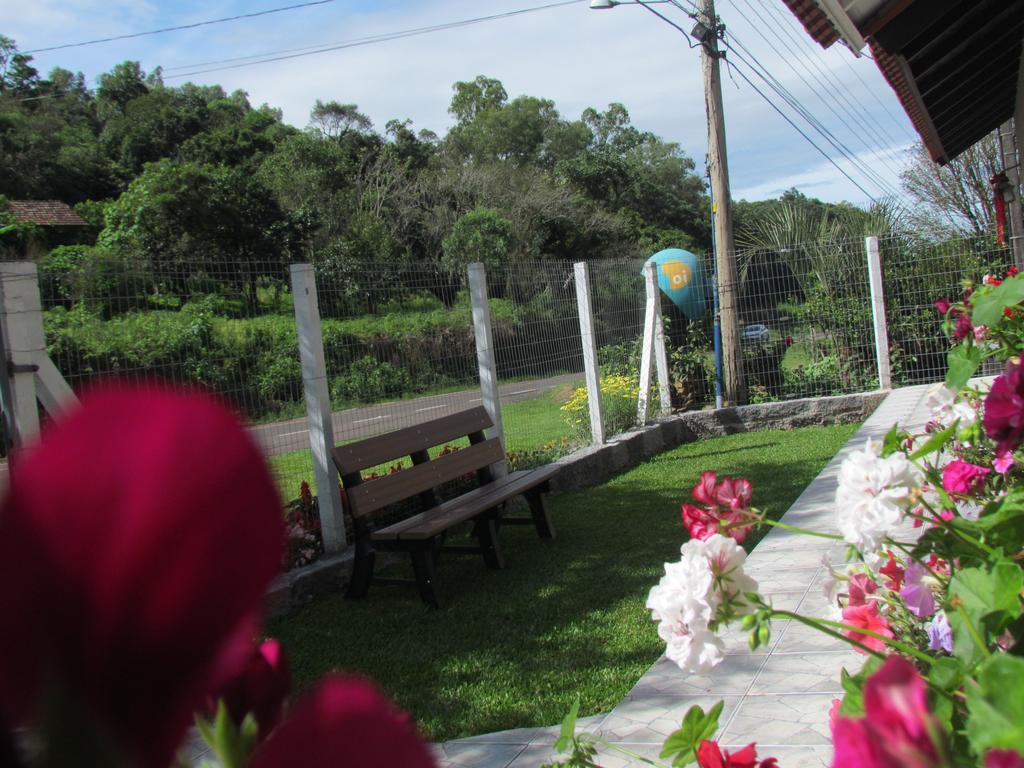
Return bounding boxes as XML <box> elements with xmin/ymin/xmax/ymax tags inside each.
<box><xmin>829</xmin><ymin>698</ymin><xmax>842</xmax><ymax>732</ymax></box>
<box><xmin>842</xmin><ymin>603</ymin><xmax>893</xmax><ymax>654</ymax></box>
<box><xmin>0</xmin><ymin>385</ymin><xmax>284</xmax><ymax>768</ymax></box>
<box><xmin>899</xmin><ymin>562</ymin><xmax>936</xmax><ymax>618</ymax></box>
<box><xmin>833</xmin><ymin>656</ymin><xmax>944</xmax><ymax>768</ymax></box>
<box><xmin>210</xmin><ymin>639</ymin><xmax>291</xmax><ymax>738</ymax></box>
<box><xmin>716</xmin><ymin>476</ymin><xmax>753</xmax><ymax>510</ymax></box>
<box><xmin>984</xmin><ymin>362</ymin><xmax>1024</xmax><ymax>455</ymax></box>
<box><xmin>249</xmin><ymin>676</ymin><xmax>435</xmax><ymax>768</ymax></box>
<box><xmin>942</xmin><ymin>459</ymin><xmax>991</xmax><ymax>496</ymax></box>
<box><xmin>987</xmin><ymin>750</ymin><xmax>1024</xmax><ymax>768</ymax></box>
<box><xmin>994</xmin><ymin>450</ymin><xmax>1015</xmax><ymax>474</ymax></box>
<box><xmin>934</xmin><ymin>297</ymin><xmax>951</xmax><ymax>315</ymax></box>
<box><xmin>696</xmin><ymin>740</ymin><xmax>778</xmax><ymax>768</ymax></box>
<box><xmin>974</xmin><ymin>325</ymin><xmax>989</xmax><ymax>342</ymax></box>
<box><xmin>846</xmin><ymin>573</ymin><xmax>878</xmax><ymax>607</ymax></box>
<box><xmin>692</xmin><ymin>470</ymin><xmax>719</xmax><ymax>506</ymax></box>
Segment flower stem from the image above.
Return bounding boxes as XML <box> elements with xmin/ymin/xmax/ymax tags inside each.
<box><xmin>954</xmin><ymin>603</ymin><xmax>993</xmax><ymax>659</ymax></box>
<box><xmin>760</xmin><ymin>518</ymin><xmax>844</xmax><ymax>540</ymax></box>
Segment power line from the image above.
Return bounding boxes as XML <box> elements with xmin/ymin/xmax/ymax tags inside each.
<box><xmin>23</xmin><ymin>0</ymin><xmax>339</xmax><ymax>54</ymax></box>
<box><xmin>720</xmin><ymin>54</ymin><xmax>880</xmax><ymax>203</ymax></box>
<box><xmin>722</xmin><ymin>29</ymin><xmax>904</xmax><ymax>198</ymax></box>
<box><xmin>163</xmin><ymin>0</ymin><xmax>586</xmax><ymax>79</ymax></box>
<box><xmin>720</xmin><ymin>23</ymin><xmax>904</xmax><ymax>197</ymax></box>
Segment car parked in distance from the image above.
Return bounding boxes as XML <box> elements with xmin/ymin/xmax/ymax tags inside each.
<box><xmin>742</xmin><ymin>323</ymin><xmax>770</xmax><ymax>343</ymax></box>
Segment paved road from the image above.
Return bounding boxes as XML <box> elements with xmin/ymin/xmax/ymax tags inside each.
<box><xmin>250</xmin><ymin>372</ymin><xmax>581</xmax><ymax>457</ymax></box>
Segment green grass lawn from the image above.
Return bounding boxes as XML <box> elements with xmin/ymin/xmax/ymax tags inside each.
<box><xmin>268</xmin><ymin>421</ymin><xmax>859</xmax><ymax>742</ymax></box>
<box><xmin>270</xmin><ymin>390</ymin><xmax>576</xmax><ymax>498</ymax></box>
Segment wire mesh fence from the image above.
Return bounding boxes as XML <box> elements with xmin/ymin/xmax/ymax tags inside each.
<box><xmin>27</xmin><ymin>234</ymin><xmax>1017</xmax><ymax>508</ymax></box>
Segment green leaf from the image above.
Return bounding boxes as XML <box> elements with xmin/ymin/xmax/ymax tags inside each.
<box><xmin>928</xmin><ymin>656</ymin><xmax>965</xmax><ymax>692</ymax></box>
<box><xmin>910</xmin><ymin>422</ymin><xmax>957</xmax><ymax>460</ymax></box>
<box><xmin>661</xmin><ymin>701</ymin><xmax>724</xmax><ymax>767</ymax></box>
<box><xmin>945</xmin><ymin>344</ymin><xmax>982</xmax><ymax>391</ymax></box>
<box><xmin>971</xmin><ymin>274</ymin><xmax>1024</xmax><ymax>327</ymax></box>
<box><xmin>948</xmin><ymin>562</ymin><xmax>1023</xmax><ymax>665</ymax></box>
<box><xmin>837</xmin><ymin>657</ymin><xmax>881</xmax><ymax>718</ymax></box>
<box><xmin>965</xmin><ymin>654</ymin><xmax>1024</xmax><ymax>754</ymax></box>
<box><xmin>881</xmin><ymin>422</ymin><xmax>902</xmax><ymax>456</ymax></box>
<box><xmin>554</xmin><ymin>698</ymin><xmax>581</xmax><ymax>753</ymax></box>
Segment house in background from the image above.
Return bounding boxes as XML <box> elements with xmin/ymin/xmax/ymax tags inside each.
<box><xmin>783</xmin><ymin>0</ymin><xmax>1023</xmax><ymax>259</ymax></box>
<box><xmin>3</xmin><ymin>200</ymin><xmax>89</xmax><ymax>252</ymax></box>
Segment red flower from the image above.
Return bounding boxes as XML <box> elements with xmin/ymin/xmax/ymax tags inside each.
<box><xmin>841</xmin><ymin>603</ymin><xmax>893</xmax><ymax>654</ymax></box>
<box><xmin>984</xmin><ymin>362</ymin><xmax>1024</xmax><ymax>455</ymax></box>
<box><xmin>682</xmin><ymin>502</ymin><xmax>720</xmax><ymax>541</ymax></box>
<box><xmin>1009</xmin><ymin>266</ymin><xmax>1020</xmax><ymax>278</ymax></box>
<box><xmin>1005</xmin><ymin>307</ymin><xmax>1016</xmax><ymax>319</ymax></box>
<box><xmin>952</xmin><ymin>314</ymin><xmax>974</xmax><ymax>341</ymax></box>
<box><xmin>249</xmin><ymin>676</ymin><xmax>435</xmax><ymax>768</ymax></box>
<box><xmin>682</xmin><ymin>472</ymin><xmax>756</xmax><ymax>543</ymax></box>
<box><xmin>846</xmin><ymin>573</ymin><xmax>878</xmax><ymax>607</ymax></box>
<box><xmin>879</xmin><ymin>552</ymin><xmax>905</xmax><ymax>591</ymax></box>
<box><xmin>0</xmin><ymin>385</ymin><xmax>284</xmax><ymax>768</ymax></box>
<box><xmin>696</xmin><ymin>740</ymin><xmax>778</xmax><ymax>768</ymax></box>
<box><xmin>933</xmin><ymin>297</ymin><xmax>951</xmax><ymax>315</ymax></box>
<box><xmin>211</xmin><ymin>639</ymin><xmax>291</xmax><ymax>738</ymax></box>
<box><xmin>833</xmin><ymin>656</ymin><xmax>944</xmax><ymax>768</ymax></box>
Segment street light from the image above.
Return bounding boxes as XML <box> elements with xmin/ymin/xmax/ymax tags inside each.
<box><xmin>587</xmin><ymin>0</ymin><xmax>744</xmax><ymax>407</ymax></box>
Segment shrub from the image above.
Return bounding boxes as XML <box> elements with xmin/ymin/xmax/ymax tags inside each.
<box><xmin>330</xmin><ymin>356</ymin><xmax>413</xmax><ymax>405</ymax></box>
<box><xmin>561</xmin><ymin>374</ymin><xmax>641</xmax><ymax>442</ymax></box>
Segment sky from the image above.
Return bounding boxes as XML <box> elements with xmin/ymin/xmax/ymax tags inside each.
<box><xmin>1</xmin><ymin>0</ymin><xmax>922</xmax><ymax>205</ymax></box>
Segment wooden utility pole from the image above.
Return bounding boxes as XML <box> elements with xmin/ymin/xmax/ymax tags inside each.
<box><xmin>697</xmin><ymin>0</ymin><xmax>744</xmax><ymax>405</ymax></box>
<box><xmin>997</xmin><ymin>119</ymin><xmax>1024</xmax><ymax>268</ymax></box>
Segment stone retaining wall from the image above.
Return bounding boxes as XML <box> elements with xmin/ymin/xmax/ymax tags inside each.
<box><xmin>267</xmin><ymin>389</ymin><xmax>887</xmax><ymax>618</ymax></box>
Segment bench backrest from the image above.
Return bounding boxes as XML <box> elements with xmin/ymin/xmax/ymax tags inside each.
<box><xmin>333</xmin><ymin>407</ymin><xmax>501</xmax><ymax>519</ymax></box>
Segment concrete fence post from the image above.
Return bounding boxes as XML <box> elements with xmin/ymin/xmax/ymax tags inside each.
<box><xmin>865</xmin><ymin>236</ymin><xmax>892</xmax><ymax>390</ymax></box>
<box><xmin>290</xmin><ymin>263</ymin><xmax>346</xmax><ymax>553</ymax></box>
<box><xmin>637</xmin><ymin>262</ymin><xmax>672</xmax><ymax>424</ymax></box>
<box><xmin>0</xmin><ymin>262</ymin><xmax>78</xmax><ymax>452</ymax></box>
<box><xmin>468</xmin><ymin>262</ymin><xmax>507</xmax><ymax>476</ymax></box>
<box><xmin>574</xmin><ymin>262</ymin><xmax>604</xmax><ymax>445</ymax></box>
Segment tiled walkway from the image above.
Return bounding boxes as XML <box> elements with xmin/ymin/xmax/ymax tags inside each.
<box><xmin>434</xmin><ymin>384</ymin><xmax>934</xmax><ymax>768</ymax></box>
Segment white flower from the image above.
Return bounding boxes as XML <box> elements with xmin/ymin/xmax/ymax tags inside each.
<box><xmin>647</xmin><ymin>534</ymin><xmax>760</xmax><ymax>674</ymax></box>
<box><xmin>663</xmin><ymin>625</ymin><xmax>725</xmax><ymax>674</ymax></box>
<box><xmin>925</xmin><ymin>383</ymin><xmax>977</xmax><ymax>427</ymax></box>
<box><xmin>835</xmin><ymin>439</ymin><xmax>921</xmax><ymax>552</ymax></box>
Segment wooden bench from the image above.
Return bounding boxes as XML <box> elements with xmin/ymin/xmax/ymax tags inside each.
<box><xmin>333</xmin><ymin>406</ymin><xmax>558</xmax><ymax>608</ymax></box>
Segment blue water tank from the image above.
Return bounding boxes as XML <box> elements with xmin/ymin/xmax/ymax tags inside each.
<box><xmin>644</xmin><ymin>248</ymin><xmax>707</xmax><ymax>320</ymax></box>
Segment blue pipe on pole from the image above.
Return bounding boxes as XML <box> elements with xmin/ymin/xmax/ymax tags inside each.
<box><xmin>709</xmin><ymin>182</ymin><xmax>724</xmax><ymax>409</ymax></box>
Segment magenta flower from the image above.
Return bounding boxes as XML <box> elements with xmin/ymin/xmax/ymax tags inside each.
<box><xmin>986</xmin><ymin>750</ymin><xmax>1024</xmax><ymax>768</ymax></box>
<box><xmin>0</xmin><ymin>386</ymin><xmax>285</xmax><ymax>768</ymax></box>
<box><xmin>682</xmin><ymin>503</ymin><xmax>719</xmax><ymax>541</ymax></box>
<box><xmin>833</xmin><ymin>656</ymin><xmax>945</xmax><ymax>768</ymax></box>
<box><xmin>934</xmin><ymin>297</ymin><xmax>951</xmax><ymax>315</ymax></box>
<box><xmin>847</xmin><ymin>573</ymin><xmax>878</xmax><ymax>607</ymax></box>
<box><xmin>249</xmin><ymin>676</ymin><xmax>435</xmax><ymax>768</ymax></box>
<box><xmin>953</xmin><ymin>314</ymin><xmax>974</xmax><ymax>341</ymax></box>
<box><xmin>899</xmin><ymin>562</ymin><xmax>936</xmax><ymax>618</ymax></box>
<box><xmin>942</xmin><ymin>460</ymin><xmax>990</xmax><ymax>496</ymax></box>
<box><xmin>681</xmin><ymin>471</ymin><xmax>756</xmax><ymax>543</ymax></box>
<box><xmin>984</xmin><ymin>362</ymin><xmax>1024</xmax><ymax>454</ymax></box>
<box><xmin>210</xmin><ymin>638</ymin><xmax>291</xmax><ymax>738</ymax></box>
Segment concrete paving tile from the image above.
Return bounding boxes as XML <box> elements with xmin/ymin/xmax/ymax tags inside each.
<box><xmin>436</xmin><ymin>741</ymin><xmax>526</xmax><ymax>767</ymax></box>
<box><xmin>627</xmin><ymin>654</ymin><xmax>766</xmax><ymax>697</ymax></box>
<box><xmin>456</xmin><ymin>726</ymin><xmax>544</xmax><ymax>745</ymax></box>
<box><xmin>597</xmin><ymin>694</ymin><xmax>741</xmax><ymax>744</ymax></box>
<box><xmin>721</xmin><ymin>694</ymin><xmax>838</xmax><ymax>746</ymax></box>
<box><xmin>748</xmin><ymin>652</ymin><xmax>854</xmax><ymax>695</ymax></box>
<box><xmin>749</xmin><ymin>567</ymin><xmax>821</xmax><ymax>593</ymax></box>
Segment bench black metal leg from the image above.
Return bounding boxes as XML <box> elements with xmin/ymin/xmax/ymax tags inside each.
<box><xmin>346</xmin><ymin>538</ymin><xmax>376</xmax><ymax>599</ymax></box>
<box><xmin>411</xmin><ymin>548</ymin><xmax>442</xmax><ymax>609</ymax></box>
<box><xmin>477</xmin><ymin>513</ymin><xmax>505</xmax><ymax>570</ymax></box>
<box><xmin>525</xmin><ymin>489</ymin><xmax>556</xmax><ymax>539</ymax></box>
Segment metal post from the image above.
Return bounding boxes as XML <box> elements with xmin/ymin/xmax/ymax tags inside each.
<box><xmin>574</xmin><ymin>262</ymin><xmax>605</xmax><ymax>445</ymax></box>
<box><xmin>865</xmin><ymin>237</ymin><xmax>892</xmax><ymax>390</ymax></box>
<box><xmin>997</xmin><ymin>119</ymin><xmax>1024</xmax><ymax>268</ymax></box>
<box><xmin>698</xmin><ymin>0</ymin><xmax>744</xmax><ymax>406</ymax></box>
<box><xmin>290</xmin><ymin>264</ymin><xmax>346</xmax><ymax>553</ymax></box>
<box><xmin>712</xmin><ymin>271</ymin><xmax>724</xmax><ymax>409</ymax></box>
<box><xmin>468</xmin><ymin>262</ymin><xmax>507</xmax><ymax>476</ymax></box>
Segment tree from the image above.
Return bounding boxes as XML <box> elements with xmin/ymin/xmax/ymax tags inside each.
<box><xmin>441</xmin><ymin>207</ymin><xmax>513</xmax><ymax>284</ymax></box>
<box><xmin>309</xmin><ymin>100</ymin><xmax>372</xmax><ymax>138</ymax></box>
<box><xmin>900</xmin><ymin>137</ymin><xmax>998</xmax><ymax>239</ymax></box>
